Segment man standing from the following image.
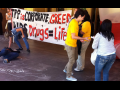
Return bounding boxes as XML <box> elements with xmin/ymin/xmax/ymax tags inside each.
<box><xmin>63</xmin><ymin>9</ymin><xmax>89</xmax><ymax>81</ymax></box>
<box><xmin>11</xmin><ymin>27</ymin><xmax>30</xmax><ymax>53</ymax></box>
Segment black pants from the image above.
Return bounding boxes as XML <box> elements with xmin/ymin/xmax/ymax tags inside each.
<box><xmin>77</xmin><ymin>40</ymin><xmax>82</xmax><ymax>55</ymax></box>
<box><xmin>77</xmin><ymin>34</ymin><xmax>83</xmax><ymax>55</ymax></box>
<box><xmin>8</xmin><ymin>22</ymin><xmax>12</xmax><ymax>31</ymax></box>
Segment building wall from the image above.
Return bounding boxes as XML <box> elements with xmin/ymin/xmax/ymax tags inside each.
<box><xmin>24</xmin><ymin>8</ymin><xmax>34</xmax><ymax>11</ymax></box>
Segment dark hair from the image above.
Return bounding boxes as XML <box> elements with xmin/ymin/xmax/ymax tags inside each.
<box><xmin>99</xmin><ymin>19</ymin><xmax>114</xmax><ymax>41</ymax></box>
<box><xmin>82</xmin><ymin>10</ymin><xmax>91</xmax><ymax>23</ymax></box>
<box><xmin>74</xmin><ymin>9</ymin><xmax>85</xmax><ymax>18</ymax></box>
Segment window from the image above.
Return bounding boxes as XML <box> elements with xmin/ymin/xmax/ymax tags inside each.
<box><xmin>57</xmin><ymin>8</ymin><xmax>64</xmax><ymax>11</ymax></box>
<box><xmin>48</xmin><ymin>8</ymin><xmax>51</xmax><ymax>12</ymax></box>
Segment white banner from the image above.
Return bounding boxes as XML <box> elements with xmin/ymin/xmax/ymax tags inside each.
<box><xmin>99</xmin><ymin>8</ymin><xmax>120</xmax><ymax>23</ymax></box>
<box><xmin>11</xmin><ymin>8</ymin><xmax>72</xmax><ymax>45</ymax></box>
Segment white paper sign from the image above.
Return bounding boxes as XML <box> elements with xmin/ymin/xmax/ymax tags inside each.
<box><xmin>11</xmin><ymin>8</ymin><xmax>72</xmax><ymax>45</ymax></box>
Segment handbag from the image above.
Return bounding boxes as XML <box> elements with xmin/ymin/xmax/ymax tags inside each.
<box><xmin>90</xmin><ymin>49</ymin><xmax>97</xmax><ymax>66</ymax></box>
<box><xmin>5</xmin><ymin>21</ymin><xmax>8</xmax><ymax>30</ymax></box>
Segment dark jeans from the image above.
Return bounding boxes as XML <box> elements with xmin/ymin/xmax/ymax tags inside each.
<box><xmin>95</xmin><ymin>53</ymin><xmax>116</xmax><ymax>81</ymax></box>
<box><xmin>4</xmin><ymin>52</ymin><xmax>19</xmax><ymax>62</ymax></box>
<box><xmin>0</xmin><ymin>48</ymin><xmax>19</xmax><ymax>62</ymax></box>
<box><xmin>12</xmin><ymin>27</ymin><xmax>29</xmax><ymax>50</ymax></box>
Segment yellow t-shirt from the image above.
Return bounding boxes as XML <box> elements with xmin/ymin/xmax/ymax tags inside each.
<box><xmin>81</xmin><ymin>21</ymin><xmax>91</xmax><ymax>41</ymax></box>
<box><xmin>65</xmin><ymin>19</ymin><xmax>79</xmax><ymax>47</ymax></box>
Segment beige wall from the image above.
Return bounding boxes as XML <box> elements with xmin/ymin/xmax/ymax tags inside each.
<box><xmin>64</xmin><ymin>8</ymin><xmax>93</xmax><ymax>19</ymax></box>
<box><xmin>86</xmin><ymin>8</ymin><xmax>92</xmax><ymax>19</ymax></box>
<box><xmin>24</xmin><ymin>8</ymin><xmax>46</xmax><ymax>12</ymax></box>
<box><xmin>33</xmin><ymin>8</ymin><xmax>46</xmax><ymax>12</ymax></box>
<box><xmin>24</xmin><ymin>8</ymin><xmax>34</xmax><ymax>11</ymax></box>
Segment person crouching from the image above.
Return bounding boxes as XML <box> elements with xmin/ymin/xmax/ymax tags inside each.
<box><xmin>11</xmin><ymin>27</ymin><xmax>30</xmax><ymax>53</ymax></box>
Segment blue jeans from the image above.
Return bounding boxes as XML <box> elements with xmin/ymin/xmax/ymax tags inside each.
<box><xmin>95</xmin><ymin>54</ymin><xmax>116</xmax><ymax>81</ymax></box>
<box><xmin>12</xmin><ymin>27</ymin><xmax>29</xmax><ymax>50</ymax></box>
<box><xmin>4</xmin><ymin>52</ymin><xmax>19</xmax><ymax>62</ymax></box>
<box><xmin>0</xmin><ymin>48</ymin><xmax>19</xmax><ymax>62</ymax></box>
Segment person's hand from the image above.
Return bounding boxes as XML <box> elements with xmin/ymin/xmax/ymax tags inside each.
<box><xmin>84</xmin><ymin>37</ymin><xmax>89</xmax><ymax>41</ymax></box>
<box><xmin>91</xmin><ymin>36</ymin><xmax>95</xmax><ymax>39</ymax></box>
<box><xmin>22</xmin><ymin>35</ymin><xmax>25</xmax><ymax>38</ymax></box>
<box><xmin>88</xmin><ymin>38</ymin><xmax>91</xmax><ymax>41</ymax></box>
<box><xmin>80</xmin><ymin>40</ymin><xmax>84</xmax><ymax>42</ymax></box>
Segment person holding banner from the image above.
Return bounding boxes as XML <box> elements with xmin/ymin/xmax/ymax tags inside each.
<box><xmin>63</xmin><ymin>9</ymin><xmax>89</xmax><ymax>81</ymax></box>
<box><xmin>11</xmin><ymin>27</ymin><xmax>30</xmax><ymax>53</ymax></box>
<box><xmin>6</xmin><ymin>8</ymin><xmax>12</xmax><ymax>48</ymax></box>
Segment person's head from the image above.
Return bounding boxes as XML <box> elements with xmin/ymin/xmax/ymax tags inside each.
<box><xmin>74</xmin><ymin>9</ymin><xmax>85</xmax><ymax>22</ymax></box>
<box><xmin>82</xmin><ymin>10</ymin><xmax>91</xmax><ymax>23</ymax></box>
<box><xmin>99</xmin><ymin>19</ymin><xmax>114</xmax><ymax>41</ymax></box>
<box><xmin>7</xmin><ymin>8</ymin><xmax>11</xmax><ymax>13</ymax></box>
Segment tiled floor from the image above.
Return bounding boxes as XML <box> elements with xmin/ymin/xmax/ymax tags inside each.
<box><xmin>0</xmin><ymin>35</ymin><xmax>120</xmax><ymax>81</ymax></box>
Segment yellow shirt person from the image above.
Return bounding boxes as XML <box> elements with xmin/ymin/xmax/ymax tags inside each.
<box><xmin>65</xmin><ymin>19</ymin><xmax>79</xmax><ymax>47</ymax></box>
<box><xmin>81</xmin><ymin>21</ymin><xmax>91</xmax><ymax>41</ymax></box>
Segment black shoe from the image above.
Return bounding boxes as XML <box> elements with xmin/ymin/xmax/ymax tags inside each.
<box><xmin>16</xmin><ymin>48</ymin><xmax>23</xmax><ymax>51</ymax></box>
<box><xmin>27</xmin><ymin>49</ymin><xmax>30</xmax><ymax>53</ymax></box>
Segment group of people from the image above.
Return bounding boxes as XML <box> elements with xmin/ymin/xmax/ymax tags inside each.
<box><xmin>0</xmin><ymin>8</ymin><xmax>30</xmax><ymax>64</ymax></box>
<box><xmin>0</xmin><ymin>8</ymin><xmax>116</xmax><ymax>81</ymax></box>
<box><xmin>63</xmin><ymin>8</ymin><xmax>116</xmax><ymax>81</ymax></box>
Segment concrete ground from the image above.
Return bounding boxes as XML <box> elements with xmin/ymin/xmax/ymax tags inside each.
<box><xmin>0</xmin><ymin>35</ymin><xmax>120</xmax><ymax>81</ymax></box>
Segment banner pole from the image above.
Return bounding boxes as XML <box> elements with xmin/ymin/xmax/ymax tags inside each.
<box><xmin>10</xmin><ymin>8</ymin><xmax>14</xmax><ymax>43</ymax></box>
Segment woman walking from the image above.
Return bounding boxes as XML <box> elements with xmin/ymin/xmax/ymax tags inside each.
<box><xmin>92</xmin><ymin>19</ymin><xmax>116</xmax><ymax>81</ymax></box>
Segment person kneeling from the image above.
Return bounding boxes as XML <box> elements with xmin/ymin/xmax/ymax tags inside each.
<box><xmin>0</xmin><ymin>47</ymin><xmax>20</xmax><ymax>63</ymax></box>
<box><xmin>11</xmin><ymin>27</ymin><xmax>30</xmax><ymax>53</ymax></box>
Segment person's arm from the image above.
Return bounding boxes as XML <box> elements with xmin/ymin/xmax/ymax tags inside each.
<box><xmin>71</xmin><ymin>33</ymin><xmax>89</xmax><ymax>40</ymax></box>
<box><xmin>16</xmin><ymin>28</ymin><xmax>25</xmax><ymax>38</ymax></box>
<box><xmin>80</xmin><ymin>30</ymin><xmax>85</xmax><ymax>35</ymax></box>
<box><xmin>92</xmin><ymin>33</ymin><xmax>100</xmax><ymax>49</ymax></box>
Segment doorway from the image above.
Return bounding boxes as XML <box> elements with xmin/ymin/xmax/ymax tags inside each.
<box><xmin>91</xmin><ymin>8</ymin><xmax>100</xmax><ymax>36</ymax></box>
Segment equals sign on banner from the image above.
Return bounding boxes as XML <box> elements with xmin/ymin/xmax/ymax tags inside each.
<box><xmin>49</xmin><ymin>30</ymin><xmax>53</xmax><ymax>37</ymax></box>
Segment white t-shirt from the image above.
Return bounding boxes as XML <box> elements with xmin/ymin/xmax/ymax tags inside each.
<box><xmin>6</xmin><ymin>13</ymin><xmax>11</xmax><ymax>23</ymax></box>
<box><xmin>92</xmin><ymin>33</ymin><xmax>116</xmax><ymax>56</ymax></box>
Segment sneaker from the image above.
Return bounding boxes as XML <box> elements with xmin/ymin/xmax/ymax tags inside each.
<box><xmin>74</xmin><ymin>68</ymin><xmax>83</xmax><ymax>72</ymax></box>
<box><xmin>63</xmin><ymin>69</ymin><xmax>73</xmax><ymax>75</ymax></box>
<box><xmin>16</xmin><ymin>48</ymin><xmax>23</xmax><ymax>51</ymax></box>
<box><xmin>3</xmin><ymin>59</ymin><xmax>11</xmax><ymax>64</ymax></box>
<box><xmin>27</xmin><ymin>49</ymin><xmax>30</xmax><ymax>53</ymax></box>
<box><xmin>66</xmin><ymin>76</ymin><xmax>77</xmax><ymax>81</ymax></box>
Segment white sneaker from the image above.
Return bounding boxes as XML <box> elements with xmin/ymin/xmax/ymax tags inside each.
<box><xmin>63</xmin><ymin>69</ymin><xmax>73</xmax><ymax>75</ymax></box>
<box><xmin>74</xmin><ymin>68</ymin><xmax>83</xmax><ymax>72</ymax></box>
<box><xmin>66</xmin><ymin>76</ymin><xmax>77</xmax><ymax>81</ymax></box>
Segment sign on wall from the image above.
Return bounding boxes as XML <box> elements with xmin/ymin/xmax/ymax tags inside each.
<box><xmin>11</xmin><ymin>8</ymin><xmax>72</xmax><ymax>45</ymax></box>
